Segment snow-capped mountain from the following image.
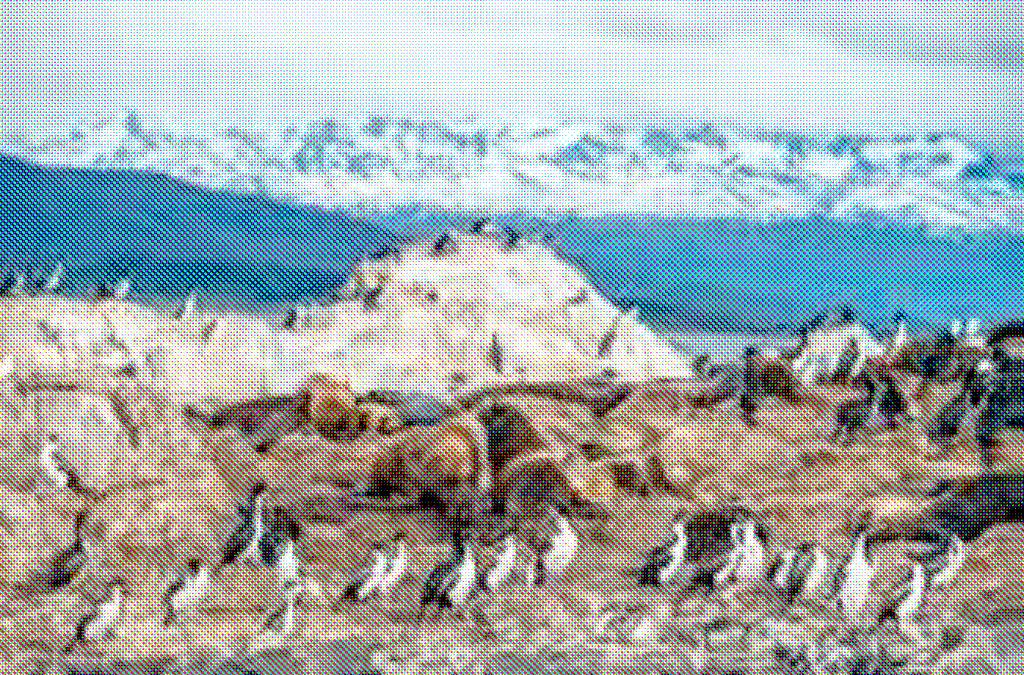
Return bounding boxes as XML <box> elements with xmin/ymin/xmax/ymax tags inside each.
<box><xmin>2</xmin><ymin>113</ymin><xmax>1020</xmax><ymax>230</ymax></box>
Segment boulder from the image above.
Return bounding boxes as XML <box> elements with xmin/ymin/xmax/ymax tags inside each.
<box><xmin>32</xmin><ymin>390</ymin><xmax>134</xmax><ymax>496</ymax></box>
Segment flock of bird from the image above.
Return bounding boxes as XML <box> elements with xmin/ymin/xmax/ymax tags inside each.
<box><xmin>37</xmin><ymin>457</ymin><xmax>583</xmax><ymax>655</ymax></box>
<box><xmin>632</xmin><ymin>508</ymin><xmax>968</xmax><ymax>646</ymax></box>
<box><xmin>36</xmin><ymin>423</ymin><xmax>967</xmax><ymax>658</ymax></box>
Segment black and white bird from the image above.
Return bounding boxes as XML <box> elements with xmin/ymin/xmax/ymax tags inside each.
<box><xmin>471</xmin><ymin>217</ymin><xmax>489</xmax><ymax>234</ymax></box>
<box><xmin>45</xmin><ymin>512</ymin><xmax>90</xmax><ymax>589</ymax></box>
<box><xmin>489</xmin><ymin>332</ymin><xmax>505</xmax><ymax>374</ymax></box>
<box><xmin>66</xmin><ymin>578</ymin><xmax>126</xmax><ymax>651</ymax></box>
<box><xmin>112</xmin><ymin>278</ymin><xmax>131</xmax><ymax>301</ymax></box>
<box><xmin>432</xmin><ymin>231</ymin><xmax>452</xmax><ymax>255</ymax></box>
<box><xmin>260</xmin><ymin>509</ymin><xmax>303</xmax><ymax>590</ymax></box>
<box><xmin>283</xmin><ymin>304</ymin><xmax>305</xmax><ymax>331</ymax></box>
<box><xmin>345</xmin><ymin>533</ymin><xmax>408</xmax><ymax>602</ymax></box>
<box><xmin>252</xmin><ymin>584</ymin><xmax>301</xmax><ymax>652</ymax></box>
<box><xmin>221</xmin><ymin>483</ymin><xmax>266</xmax><ymax>568</ymax></box>
<box><xmin>879</xmin><ymin>563</ymin><xmax>930</xmax><ymax>642</ymax></box>
<box><xmin>174</xmin><ymin>290</ymin><xmax>198</xmax><ymax>322</ymax></box>
<box><xmin>834</xmin><ymin>375</ymin><xmax>887</xmax><ymax>444</ymax></box>
<box><xmin>535</xmin><ymin>505</ymin><xmax>579</xmax><ymax>586</ymax></box>
<box><xmin>162</xmin><ymin>558</ymin><xmax>212</xmax><ymax>626</ymax></box>
<box><xmin>770</xmin><ymin>547</ymin><xmax>800</xmax><ymax>599</ymax></box>
<box><xmin>908</xmin><ymin>529</ymin><xmax>966</xmax><ymax>589</ymax></box>
<box><xmin>345</xmin><ymin>542</ymin><xmax>390</xmax><ymax>602</ymax></box>
<box><xmin>836</xmin><ymin>526</ymin><xmax>876</xmax><ymax>625</ymax></box>
<box><xmin>37</xmin><ymin>433</ymin><xmax>79</xmax><ymax>493</ymax></box>
<box><xmin>40</xmin><ymin>263</ymin><xmax>64</xmax><ymax>295</ymax></box>
<box><xmin>419</xmin><ymin>529</ymin><xmax>477</xmax><ymax>620</ymax></box>
<box><xmin>714</xmin><ymin>515</ymin><xmax>769</xmax><ymax>589</ymax></box>
<box><xmin>597</xmin><ymin>315</ymin><xmax>620</xmax><ymax>360</ymax></box>
<box><xmin>503</xmin><ymin>226</ymin><xmax>521</xmax><ymax>249</ymax></box>
<box><xmin>638</xmin><ymin>515</ymin><xmax>689</xmax><ymax>587</ymax></box>
<box><xmin>1</xmin><ymin>272</ymin><xmax>27</xmax><ymax>297</ymax></box>
<box><xmin>481</xmin><ymin>529</ymin><xmax>518</xmax><ymax>592</ymax></box>
<box><xmin>771</xmin><ymin>542</ymin><xmax>831</xmax><ymax>605</ymax></box>
<box><xmin>796</xmin><ymin>544</ymin><xmax>831</xmax><ymax>603</ymax></box>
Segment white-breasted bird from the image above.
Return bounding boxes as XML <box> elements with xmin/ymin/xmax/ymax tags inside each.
<box><xmin>638</xmin><ymin>515</ymin><xmax>689</xmax><ymax>587</ymax></box>
<box><xmin>112</xmin><ymin>278</ymin><xmax>131</xmax><ymax>301</ymax></box>
<box><xmin>259</xmin><ymin>508</ymin><xmax>303</xmax><ymax>590</ymax></box>
<box><xmin>175</xmin><ymin>291</ymin><xmax>198</xmax><ymax>322</ymax></box>
<box><xmin>770</xmin><ymin>548</ymin><xmax>799</xmax><ymax>596</ymax></box>
<box><xmin>536</xmin><ymin>505</ymin><xmax>579</xmax><ymax>586</ymax></box>
<box><xmin>41</xmin><ymin>263</ymin><xmax>64</xmax><ymax>294</ymax></box>
<box><xmin>880</xmin><ymin>563</ymin><xmax>929</xmax><ymax>642</ymax></box>
<box><xmin>345</xmin><ymin>545</ymin><xmax>389</xmax><ymax>602</ymax></box>
<box><xmin>1</xmin><ymin>272</ymin><xmax>27</xmax><ymax>296</ymax></box>
<box><xmin>345</xmin><ymin>532</ymin><xmax>408</xmax><ymax>602</ymax></box>
<box><xmin>221</xmin><ymin>483</ymin><xmax>266</xmax><ymax>567</ymax></box>
<box><xmin>837</xmin><ymin>526</ymin><xmax>875</xmax><ymax>625</ymax></box>
<box><xmin>930</xmin><ymin>532</ymin><xmax>966</xmax><ymax>588</ymax></box>
<box><xmin>66</xmin><ymin>578</ymin><xmax>126</xmax><ymax>651</ymax></box>
<box><xmin>163</xmin><ymin>558</ymin><xmax>211</xmax><ymax>626</ymax></box>
<box><xmin>482</xmin><ymin>530</ymin><xmax>518</xmax><ymax>592</ymax></box>
<box><xmin>797</xmin><ymin>544</ymin><xmax>831</xmax><ymax>603</ymax></box>
<box><xmin>251</xmin><ymin>584</ymin><xmax>301</xmax><ymax>653</ymax></box>
<box><xmin>376</xmin><ymin>532</ymin><xmax>408</xmax><ymax>599</ymax></box>
<box><xmin>37</xmin><ymin>433</ymin><xmax>77</xmax><ymax>492</ymax></box>
<box><xmin>419</xmin><ymin>529</ymin><xmax>477</xmax><ymax>620</ymax></box>
<box><xmin>771</xmin><ymin>542</ymin><xmax>831</xmax><ymax>605</ymax></box>
<box><xmin>734</xmin><ymin>520</ymin><xmax>768</xmax><ymax>583</ymax></box>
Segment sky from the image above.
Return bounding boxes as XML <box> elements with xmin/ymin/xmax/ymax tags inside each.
<box><xmin>3</xmin><ymin>0</ymin><xmax>1021</xmax><ymax>157</ymax></box>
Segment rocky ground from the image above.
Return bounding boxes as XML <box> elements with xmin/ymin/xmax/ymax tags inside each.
<box><xmin>0</xmin><ymin>238</ymin><xmax>1021</xmax><ymax>674</ymax></box>
<box><xmin>0</xmin><ymin>347</ymin><xmax>1021</xmax><ymax>674</ymax></box>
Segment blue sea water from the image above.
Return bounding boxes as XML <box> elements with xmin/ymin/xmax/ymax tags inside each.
<box><xmin>2</xmin><ymin>154</ymin><xmax>1022</xmax><ymax>331</ymax></box>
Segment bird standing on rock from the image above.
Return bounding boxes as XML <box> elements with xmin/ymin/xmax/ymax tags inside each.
<box><xmin>37</xmin><ymin>433</ymin><xmax>78</xmax><ymax>493</ymax></box>
<box><xmin>221</xmin><ymin>483</ymin><xmax>266</xmax><ymax>568</ymax></box>
<box><xmin>112</xmin><ymin>278</ymin><xmax>131</xmax><ymax>301</ymax></box>
<box><xmin>908</xmin><ymin>529</ymin><xmax>966</xmax><ymax>589</ymax></box>
<box><xmin>162</xmin><ymin>558</ymin><xmax>211</xmax><ymax>626</ymax></box>
<box><xmin>260</xmin><ymin>508</ymin><xmax>303</xmax><ymax>590</ymax></box>
<box><xmin>481</xmin><ymin>529</ymin><xmax>517</xmax><ymax>592</ymax></box>
<box><xmin>1</xmin><ymin>272</ymin><xmax>27</xmax><ymax>296</ymax></box>
<box><xmin>535</xmin><ymin>504</ymin><xmax>579</xmax><ymax>586</ymax></box>
<box><xmin>739</xmin><ymin>346</ymin><xmax>764</xmax><ymax>427</ymax></box>
<box><xmin>879</xmin><ymin>563</ymin><xmax>930</xmax><ymax>642</ymax></box>
<box><xmin>771</xmin><ymin>542</ymin><xmax>830</xmax><ymax>605</ymax></box>
<box><xmin>66</xmin><ymin>578</ymin><xmax>126</xmax><ymax>651</ymax></box>
<box><xmin>837</xmin><ymin>526</ymin><xmax>875</xmax><ymax>625</ymax></box>
<box><xmin>174</xmin><ymin>290</ymin><xmax>198</xmax><ymax>321</ymax></box>
<box><xmin>419</xmin><ymin>528</ymin><xmax>477</xmax><ymax>620</ymax></box>
<box><xmin>345</xmin><ymin>532</ymin><xmax>408</xmax><ymax>603</ymax></box>
<box><xmin>638</xmin><ymin>514</ymin><xmax>688</xmax><ymax>587</ymax></box>
<box><xmin>40</xmin><ymin>263</ymin><xmax>64</xmax><ymax>295</ymax></box>
<box><xmin>45</xmin><ymin>511</ymin><xmax>90</xmax><ymax>589</ymax></box>
<box><xmin>432</xmin><ymin>231</ymin><xmax>452</xmax><ymax>255</ymax></box>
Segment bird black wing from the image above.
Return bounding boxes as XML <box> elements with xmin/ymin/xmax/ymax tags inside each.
<box><xmin>46</xmin><ymin>542</ymin><xmax>85</xmax><ymax>589</ymax></box>
<box><xmin>422</xmin><ymin>559</ymin><xmax>456</xmax><ymax>607</ymax></box>
<box><xmin>221</xmin><ymin>518</ymin><xmax>254</xmax><ymax>566</ymax></box>
<box><xmin>637</xmin><ymin>539</ymin><xmax>674</xmax><ymax>586</ymax></box>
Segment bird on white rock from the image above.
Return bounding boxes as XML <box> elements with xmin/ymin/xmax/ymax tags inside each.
<box><xmin>162</xmin><ymin>558</ymin><xmax>212</xmax><ymax>627</ymax></box>
<box><xmin>66</xmin><ymin>578</ymin><xmax>126</xmax><ymax>652</ymax></box>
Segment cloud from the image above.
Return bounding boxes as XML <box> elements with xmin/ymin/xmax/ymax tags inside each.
<box><xmin>2</xmin><ymin>0</ymin><xmax>1019</xmax><ymax>155</ymax></box>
